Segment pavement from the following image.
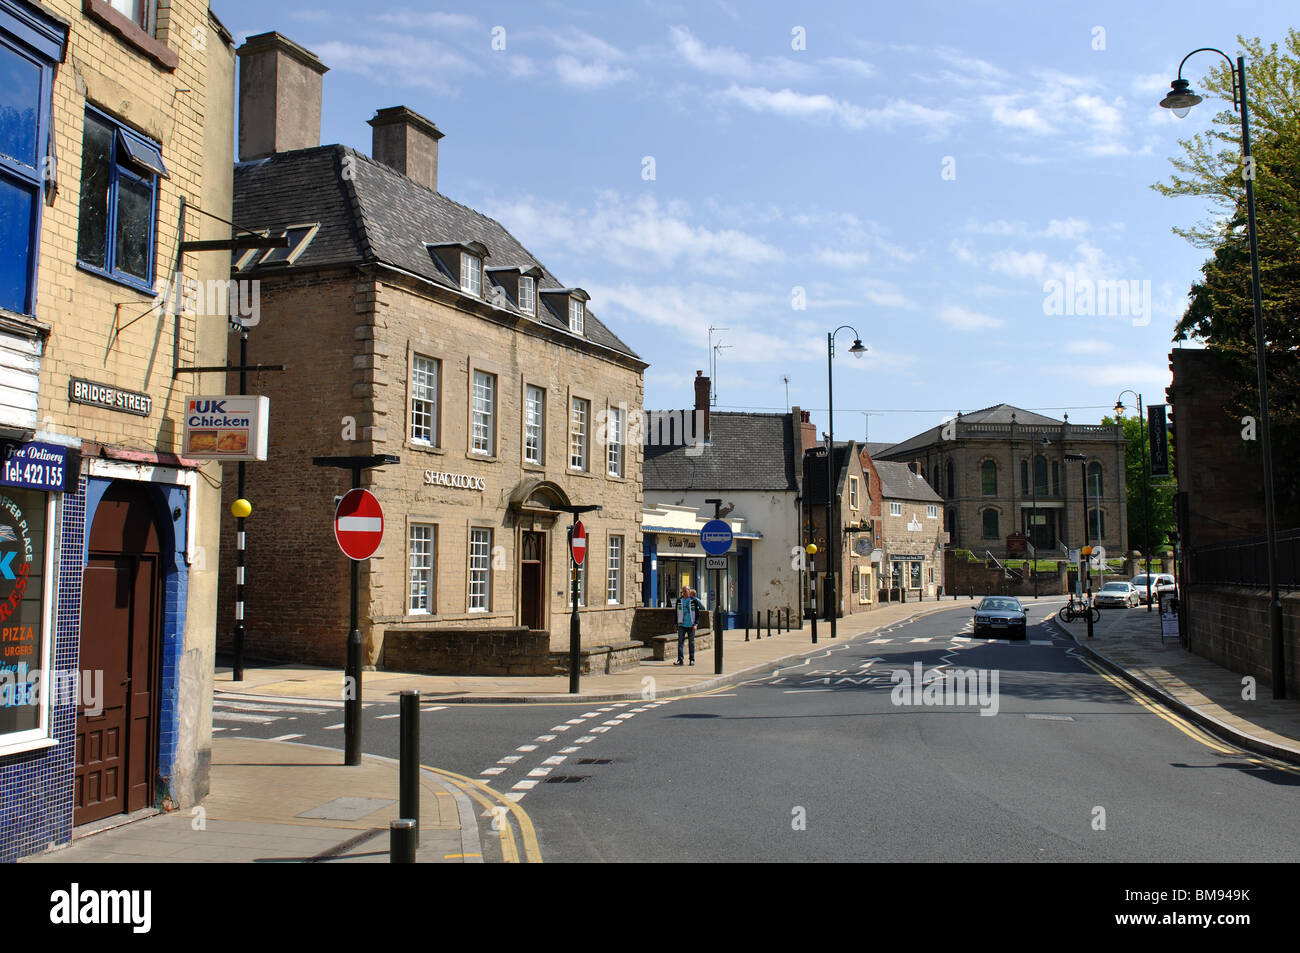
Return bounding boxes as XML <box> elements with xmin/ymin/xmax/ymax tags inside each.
<box><xmin>1055</xmin><ymin>602</ymin><xmax>1300</xmax><ymax>764</ymax></box>
<box><xmin>28</xmin><ymin>591</ymin><xmax>1300</xmax><ymax>863</ymax></box>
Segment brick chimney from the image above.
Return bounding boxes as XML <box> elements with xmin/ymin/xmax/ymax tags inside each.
<box><xmin>237</xmin><ymin>32</ymin><xmax>329</xmax><ymax>162</ymax></box>
<box><xmin>367</xmin><ymin>106</ymin><xmax>445</xmax><ymax>191</ymax></box>
<box><xmin>797</xmin><ymin>409</ymin><xmax>817</xmax><ymax>454</ymax></box>
<box><xmin>694</xmin><ymin>370</ymin><xmax>711</xmax><ymax>440</ymax></box>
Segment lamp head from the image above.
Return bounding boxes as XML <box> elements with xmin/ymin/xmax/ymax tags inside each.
<box><xmin>1114</xmin><ymin>400</ymin><xmax>1125</xmax><ymax>417</ymax></box>
<box><xmin>849</xmin><ymin>339</ymin><xmax>867</xmax><ymax>359</ymax></box>
<box><xmin>1159</xmin><ymin>78</ymin><xmax>1202</xmax><ymax>118</ymax></box>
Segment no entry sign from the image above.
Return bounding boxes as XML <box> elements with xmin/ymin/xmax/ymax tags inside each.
<box><xmin>570</xmin><ymin>520</ymin><xmax>587</xmax><ymax>566</ymax></box>
<box><xmin>335</xmin><ymin>488</ymin><xmax>384</xmax><ymax>560</ymax></box>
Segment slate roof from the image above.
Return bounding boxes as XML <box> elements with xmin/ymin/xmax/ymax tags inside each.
<box><xmin>643</xmin><ymin>413</ymin><xmax>797</xmax><ymax>491</ymax></box>
<box><xmin>801</xmin><ymin>441</ymin><xmax>857</xmax><ymax>506</ymax></box>
<box><xmin>874</xmin><ymin>461</ymin><xmax>943</xmax><ymax>503</ymax></box>
<box><xmin>232</xmin><ymin>145</ymin><xmax>640</xmax><ymax>361</ymax></box>
<box><xmin>879</xmin><ymin>403</ymin><xmax>1062</xmax><ymax>459</ymax></box>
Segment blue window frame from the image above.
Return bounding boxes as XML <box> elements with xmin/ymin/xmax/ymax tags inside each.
<box><xmin>76</xmin><ymin>105</ymin><xmax>167</xmax><ymax>293</ymax></box>
<box><xmin>0</xmin><ymin>0</ymin><xmax>64</xmax><ymax>316</ymax></box>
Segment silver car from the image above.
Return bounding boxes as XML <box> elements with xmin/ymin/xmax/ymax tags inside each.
<box><xmin>1094</xmin><ymin>581</ymin><xmax>1139</xmax><ymax>608</ymax></box>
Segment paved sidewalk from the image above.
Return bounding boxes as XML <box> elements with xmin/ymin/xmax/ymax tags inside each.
<box><xmin>1056</xmin><ymin>605</ymin><xmax>1300</xmax><ymax>763</ymax></box>
<box><xmin>24</xmin><ymin>737</ymin><xmax>478</xmax><ymax>864</ymax></box>
<box><xmin>217</xmin><ymin>597</ymin><xmax>984</xmax><ymax>704</ymax></box>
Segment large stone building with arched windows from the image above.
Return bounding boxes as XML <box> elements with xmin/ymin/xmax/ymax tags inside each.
<box><xmin>871</xmin><ymin>404</ymin><xmax>1128</xmax><ymax>561</ymax></box>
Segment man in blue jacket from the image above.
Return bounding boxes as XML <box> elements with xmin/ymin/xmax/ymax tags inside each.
<box><xmin>675</xmin><ymin>587</ymin><xmax>704</xmax><ymax>666</ymax></box>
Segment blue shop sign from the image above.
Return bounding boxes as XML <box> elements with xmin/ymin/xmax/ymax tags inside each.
<box><xmin>1</xmin><ymin>442</ymin><xmax>71</xmax><ymax>493</ymax></box>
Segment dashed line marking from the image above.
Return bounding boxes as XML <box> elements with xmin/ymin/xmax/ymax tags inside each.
<box><xmin>549</xmin><ymin>725</ymin><xmax>571</xmax><ymax>732</ymax></box>
<box><xmin>542</xmin><ymin>755</ymin><xmax>566</xmax><ymax>765</ymax></box>
<box><xmin>323</xmin><ymin>723</ymin><xmax>343</xmax><ymax>730</ymax></box>
<box><xmin>376</xmin><ymin>713</ymin><xmax>400</xmax><ymax>720</ymax></box>
<box><xmin>265</xmin><ymin>733</ymin><xmax>303</xmax><ymax>742</ymax></box>
<box><xmin>590</xmin><ymin>726</ymin><xmax>611</xmax><ymax>733</ymax></box>
<box><xmin>566</xmin><ymin>718</ymin><xmax>587</xmax><ymax>724</ymax></box>
<box><xmin>498</xmin><ymin>755</ymin><xmax>521</xmax><ymax>764</ymax></box>
<box><xmin>558</xmin><ymin>746</ymin><xmax>579</xmax><ymax>754</ymax></box>
<box><xmin>575</xmin><ymin>735</ymin><xmax>597</xmax><ymax>743</ymax></box>
<box><xmin>512</xmin><ymin>780</ymin><xmax>539</xmax><ymax>790</ymax></box>
<box><xmin>480</xmin><ymin>767</ymin><xmax>506</xmax><ymax>776</ymax></box>
<box><xmin>527</xmin><ymin>767</ymin><xmax>553</xmax><ymax>778</ymax></box>
<box><xmin>535</xmin><ymin>734</ymin><xmax>557</xmax><ymax>742</ymax></box>
<box><xmin>516</xmin><ymin>744</ymin><xmax>538</xmax><ymax>752</ymax></box>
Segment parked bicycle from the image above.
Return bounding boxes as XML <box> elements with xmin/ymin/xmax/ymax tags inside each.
<box><xmin>1060</xmin><ymin>592</ymin><xmax>1100</xmax><ymax>624</ymax></box>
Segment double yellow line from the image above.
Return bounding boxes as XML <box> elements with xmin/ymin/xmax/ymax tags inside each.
<box><xmin>425</xmin><ymin>764</ymin><xmax>543</xmax><ymax>863</ymax></box>
<box><xmin>1077</xmin><ymin>654</ymin><xmax>1300</xmax><ymax>776</ymax></box>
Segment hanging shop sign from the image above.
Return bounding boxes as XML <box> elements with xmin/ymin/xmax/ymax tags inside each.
<box><xmin>182</xmin><ymin>395</ymin><xmax>270</xmax><ymax>461</ymax></box>
<box><xmin>0</xmin><ymin>442</ymin><xmax>71</xmax><ymax>493</ymax></box>
<box><xmin>68</xmin><ymin>378</ymin><xmax>151</xmax><ymax>417</ymax></box>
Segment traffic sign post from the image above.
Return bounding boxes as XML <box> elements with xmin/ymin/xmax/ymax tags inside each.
<box><xmin>556</xmin><ymin>504</ymin><xmax>601</xmax><ymax>695</ymax></box>
<box><xmin>312</xmin><ymin>454</ymin><xmax>398</xmax><ymax>765</ymax></box>
<box><xmin>702</xmin><ymin>508</ymin><xmax>731</xmax><ymax>675</ymax></box>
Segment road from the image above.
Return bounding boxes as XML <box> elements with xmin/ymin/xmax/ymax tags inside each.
<box><xmin>215</xmin><ymin>600</ymin><xmax>1300</xmax><ymax>863</ymax></box>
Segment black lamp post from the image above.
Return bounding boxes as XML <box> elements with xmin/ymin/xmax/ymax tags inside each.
<box><xmin>826</xmin><ymin>326</ymin><xmax>867</xmax><ymax>639</ymax></box>
<box><xmin>1160</xmin><ymin>49</ymin><xmax>1284</xmax><ymax>698</ymax></box>
<box><xmin>1115</xmin><ymin>392</ymin><xmax>1155</xmax><ymax>612</ymax></box>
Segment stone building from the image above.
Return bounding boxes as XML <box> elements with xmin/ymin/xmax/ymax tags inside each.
<box><xmin>875</xmin><ymin>403</ymin><xmax>1128</xmax><ymax>561</ymax></box>
<box><xmin>219</xmin><ymin>35</ymin><xmax>646</xmax><ymax>676</ymax></box>
<box><xmin>872</xmin><ymin>460</ymin><xmax>946</xmax><ymax>600</ymax></box>
<box><xmin>641</xmin><ymin>373</ymin><xmax>804</xmax><ymax>625</ymax></box>
<box><xmin>0</xmin><ymin>0</ymin><xmax>234</xmax><ymax>860</ymax></box>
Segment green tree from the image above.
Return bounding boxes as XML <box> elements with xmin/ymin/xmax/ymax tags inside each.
<box><xmin>1101</xmin><ymin>415</ymin><xmax>1175</xmax><ymax>555</ymax></box>
<box><xmin>1152</xmin><ymin>30</ymin><xmax>1300</xmax><ymax>524</ymax></box>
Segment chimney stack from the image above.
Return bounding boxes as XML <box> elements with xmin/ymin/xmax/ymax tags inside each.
<box><xmin>237</xmin><ymin>32</ymin><xmax>328</xmax><ymax>162</ymax></box>
<box><xmin>694</xmin><ymin>370</ymin><xmax>711</xmax><ymax>440</ymax></box>
<box><xmin>368</xmin><ymin>106</ymin><xmax>445</xmax><ymax>191</ymax></box>
<box><xmin>797</xmin><ymin>409</ymin><xmax>817</xmax><ymax>454</ymax></box>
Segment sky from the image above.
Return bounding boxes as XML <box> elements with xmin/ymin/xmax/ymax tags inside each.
<box><xmin>214</xmin><ymin>0</ymin><xmax>1299</xmax><ymax>445</ymax></box>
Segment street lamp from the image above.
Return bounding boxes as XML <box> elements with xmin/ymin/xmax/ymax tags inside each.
<box><xmin>1115</xmin><ymin>393</ymin><xmax>1155</xmax><ymax>612</ymax></box>
<box><xmin>1160</xmin><ymin>48</ymin><xmax>1285</xmax><ymax>698</ymax></box>
<box><xmin>826</xmin><ymin>326</ymin><xmax>867</xmax><ymax>639</ymax></box>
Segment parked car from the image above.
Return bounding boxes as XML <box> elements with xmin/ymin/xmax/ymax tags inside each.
<box><xmin>1094</xmin><ymin>581</ymin><xmax>1139</xmax><ymax>608</ymax></box>
<box><xmin>1129</xmin><ymin>573</ymin><xmax>1176</xmax><ymax>605</ymax></box>
<box><xmin>973</xmin><ymin>597</ymin><xmax>1028</xmax><ymax>639</ymax></box>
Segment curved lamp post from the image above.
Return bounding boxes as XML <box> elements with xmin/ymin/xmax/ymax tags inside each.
<box><xmin>1115</xmin><ymin>391</ymin><xmax>1155</xmax><ymax>612</ymax></box>
<box><xmin>1160</xmin><ymin>48</ymin><xmax>1284</xmax><ymax>698</ymax></box>
<box><xmin>826</xmin><ymin>326</ymin><xmax>867</xmax><ymax>639</ymax></box>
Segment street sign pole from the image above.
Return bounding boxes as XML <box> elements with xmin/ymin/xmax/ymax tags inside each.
<box><xmin>554</xmin><ymin>504</ymin><xmax>600</xmax><ymax>695</ymax></box>
<box><xmin>702</xmin><ymin>502</ymin><xmax>732</xmax><ymax>675</ymax></box>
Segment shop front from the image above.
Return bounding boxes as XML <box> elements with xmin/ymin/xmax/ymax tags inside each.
<box><xmin>640</xmin><ymin>505</ymin><xmax>758</xmax><ymax>629</ymax></box>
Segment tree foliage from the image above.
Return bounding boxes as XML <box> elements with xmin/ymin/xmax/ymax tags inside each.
<box><xmin>1101</xmin><ymin>415</ymin><xmax>1175</xmax><ymax>554</ymax></box>
<box><xmin>1153</xmin><ymin>31</ymin><xmax>1300</xmax><ymax>525</ymax></box>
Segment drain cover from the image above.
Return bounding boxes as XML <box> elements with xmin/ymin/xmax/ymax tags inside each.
<box><xmin>575</xmin><ymin>758</ymin><xmax>613</xmax><ymax>765</ymax></box>
<box><xmin>544</xmin><ymin>775</ymin><xmax>590</xmax><ymax>783</ymax></box>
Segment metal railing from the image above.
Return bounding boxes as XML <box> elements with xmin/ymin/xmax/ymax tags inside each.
<box><xmin>1191</xmin><ymin>528</ymin><xmax>1300</xmax><ymax>590</ymax></box>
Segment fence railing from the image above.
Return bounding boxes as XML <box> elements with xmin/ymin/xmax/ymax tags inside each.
<box><xmin>1190</xmin><ymin>528</ymin><xmax>1300</xmax><ymax>590</ymax></box>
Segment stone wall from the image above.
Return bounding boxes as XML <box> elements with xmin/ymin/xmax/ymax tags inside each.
<box><xmin>382</xmin><ymin>626</ymin><xmax>553</xmax><ymax>676</ymax></box>
<box><xmin>945</xmin><ymin>555</ymin><xmax>1067</xmax><ymax>597</ymax></box>
<box><xmin>1184</xmin><ymin>585</ymin><xmax>1300</xmax><ymax>692</ymax></box>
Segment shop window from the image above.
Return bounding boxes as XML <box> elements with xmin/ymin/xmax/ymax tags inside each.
<box><xmin>0</xmin><ymin>488</ymin><xmax>54</xmax><ymax>754</ymax></box>
<box><xmin>77</xmin><ymin>106</ymin><xmax>167</xmax><ymax>293</ymax></box>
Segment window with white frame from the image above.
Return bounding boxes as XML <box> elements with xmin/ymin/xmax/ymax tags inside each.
<box><xmin>471</xmin><ymin>370</ymin><xmax>495</xmax><ymax>455</ymax></box>
<box><xmin>926</xmin><ymin>505</ymin><xmax>938</xmax><ymax>519</ymax></box>
<box><xmin>468</xmin><ymin>528</ymin><xmax>491</xmax><ymax>610</ymax></box>
<box><xmin>460</xmin><ymin>252</ymin><xmax>481</xmax><ymax>296</ymax></box>
<box><xmin>408</xmin><ymin>524</ymin><xmax>435</xmax><ymax>613</ymax></box>
<box><xmin>607</xmin><ymin>535</ymin><xmax>623</xmax><ymax>604</ymax></box>
<box><xmin>849</xmin><ymin>476</ymin><xmax>859</xmax><ymax>510</ymax></box>
<box><xmin>569</xmin><ymin>297</ymin><xmax>584</xmax><ymax>334</ymax></box>
<box><xmin>890</xmin><ymin>501</ymin><xmax>902</xmax><ymax>516</ymax></box>
<box><xmin>606</xmin><ymin>405</ymin><xmax>624</xmax><ymax>477</ymax></box>
<box><xmin>410</xmin><ymin>355</ymin><xmax>439</xmax><ymax>445</ymax></box>
<box><xmin>570</xmin><ymin>397</ymin><xmax>589</xmax><ymax>470</ymax></box>
<box><xmin>524</xmin><ymin>385</ymin><xmax>544</xmax><ymax>465</ymax></box>
<box><xmin>519</xmin><ymin>276</ymin><xmax>535</xmax><ymax>315</ymax></box>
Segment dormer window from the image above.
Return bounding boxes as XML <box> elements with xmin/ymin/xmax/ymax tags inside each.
<box><xmin>569</xmin><ymin>297</ymin><xmax>584</xmax><ymax>334</ymax></box>
<box><xmin>519</xmin><ymin>276</ymin><xmax>535</xmax><ymax>315</ymax></box>
<box><xmin>460</xmin><ymin>252</ymin><xmax>482</xmax><ymax>296</ymax></box>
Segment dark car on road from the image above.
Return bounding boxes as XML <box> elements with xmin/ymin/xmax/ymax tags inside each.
<box><xmin>973</xmin><ymin>597</ymin><xmax>1028</xmax><ymax>640</ymax></box>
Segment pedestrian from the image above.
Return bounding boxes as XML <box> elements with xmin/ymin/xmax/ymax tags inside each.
<box><xmin>675</xmin><ymin>586</ymin><xmax>703</xmax><ymax>666</ymax></box>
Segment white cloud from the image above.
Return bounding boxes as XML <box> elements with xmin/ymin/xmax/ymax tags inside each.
<box><xmin>940</xmin><ymin>305</ymin><xmax>1004</xmax><ymax>331</ymax></box>
<box><xmin>669</xmin><ymin>25</ymin><xmax>811</xmax><ymax>82</ymax></box>
<box><xmin>826</xmin><ymin>56</ymin><xmax>876</xmax><ymax>79</ymax></box>
<box><xmin>374</xmin><ymin>10</ymin><xmax>478</xmax><ymax>31</ymax></box>
<box><xmin>719</xmin><ymin>84</ymin><xmax>954</xmax><ymax>132</ymax></box>
<box><xmin>814</xmin><ymin>247</ymin><xmax>872</xmax><ymax>269</ymax></box>
<box><xmin>544</xmin><ymin>27</ymin><xmax>627</xmax><ymax>61</ymax></box>
<box><xmin>554</xmin><ymin>55</ymin><xmax>633</xmax><ymax>88</ymax></box>
<box><xmin>1065</xmin><ymin>339</ymin><xmax>1113</xmax><ymax>355</ymax></box>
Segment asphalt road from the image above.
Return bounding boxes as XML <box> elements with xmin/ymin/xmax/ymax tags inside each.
<box><xmin>215</xmin><ymin>600</ymin><xmax>1300</xmax><ymax>863</ymax></box>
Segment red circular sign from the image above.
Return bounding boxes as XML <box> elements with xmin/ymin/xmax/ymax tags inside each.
<box><xmin>334</xmin><ymin>488</ymin><xmax>384</xmax><ymax>560</ymax></box>
<box><xmin>570</xmin><ymin>520</ymin><xmax>587</xmax><ymax>566</ymax></box>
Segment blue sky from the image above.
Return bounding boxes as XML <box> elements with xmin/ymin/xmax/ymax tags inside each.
<box><xmin>215</xmin><ymin>0</ymin><xmax>1298</xmax><ymax>445</ymax></box>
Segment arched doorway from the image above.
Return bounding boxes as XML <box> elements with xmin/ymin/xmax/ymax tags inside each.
<box><xmin>75</xmin><ymin>481</ymin><xmax>164</xmax><ymax>825</ymax></box>
<box><xmin>509</xmin><ymin>479</ymin><xmax>571</xmax><ymax>633</ymax></box>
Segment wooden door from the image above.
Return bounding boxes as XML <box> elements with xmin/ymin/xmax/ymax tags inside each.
<box><xmin>75</xmin><ymin>484</ymin><xmax>162</xmax><ymax>826</ymax></box>
<box><xmin>519</xmin><ymin>532</ymin><xmax>544</xmax><ymax>630</ymax></box>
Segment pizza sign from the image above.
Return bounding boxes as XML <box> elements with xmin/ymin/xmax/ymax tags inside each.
<box><xmin>182</xmin><ymin>395</ymin><xmax>270</xmax><ymax>461</ymax></box>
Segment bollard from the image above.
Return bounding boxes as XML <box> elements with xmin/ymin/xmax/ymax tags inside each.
<box><xmin>969</xmin><ymin>587</ymin><xmax>974</xmax><ymax>600</ymax></box>
<box><xmin>745</xmin><ymin>611</ymin><xmax>750</xmax><ymax>642</ymax></box>
<box><xmin>754</xmin><ymin>609</ymin><xmax>761</xmax><ymax>639</ymax></box>
<box><xmin>767</xmin><ymin>609</ymin><xmax>772</xmax><ymax>638</ymax></box>
<box><xmin>399</xmin><ymin>689</ymin><xmax>420</xmax><ymax>845</ymax></box>
<box><xmin>810</xmin><ymin>609</ymin><xmax>818</xmax><ymax>644</ymax></box>
<box><xmin>390</xmin><ymin>818</ymin><xmax>417</xmax><ymax>863</ymax></box>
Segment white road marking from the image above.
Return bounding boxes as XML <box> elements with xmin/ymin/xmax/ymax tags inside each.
<box><xmin>480</xmin><ymin>767</ymin><xmax>506</xmax><ymax>776</ymax></box>
<box><xmin>1031</xmin><ymin>640</ymin><xmax>1052</xmax><ymax>645</ymax></box>
<box><xmin>213</xmin><ymin>712</ymin><xmax>277</xmax><ymax>724</ymax></box>
<box><xmin>549</xmin><ymin>725</ymin><xmax>571</xmax><ymax>732</ymax></box>
<box><xmin>425</xmin><ymin>706</ymin><xmax>447</xmax><ymax>712</ymax></box>
<box><xmin>512</xmin><ymin>780</ymin><xmax>538</xmax><ymax>790</ymax></box>
<box><xmin>910</xmin><ymin>637</ymin><xmax>933</xmax><ymax>643</ymax></box>
<box><xmin>535</xmin><ymin>734</ymin><xmax>557</xmax><ymax>742</ymax></box>
<box><xmin>590</xmin><ymin>726</ymin><xmax>611</xmax><ymax>733</ymax></box>
<box><xmin>498</xmin><ymin>755</ymin><xmax>521</xmax><ymax>764</ymax></box>
<box><xmin>516</xmin><ymin>744</ymin><xmax>538</xmax><ymax>752</ymax></box>
<box><xmin>559</xmin><ymin>746</ymin><xmax>579</xmax><ymax>754</ymax></box>
<box><xmin>601</xmin><ymin>720</ymin><xmax>622</xmax><ymax>726</ymax></box>
<box><xmin>575</xmin><ymin>736</ymin><xmax>597</xmax><ymax>743</ymax></box>
<box><xmin>323</xmin><ymin>723</ymin><xmax>344</xmax><ymax>730</ymax></box>
<box><xmin>784</xmin><ymin>689</ymin><xmax>830</xmax><ymax>694</ymax></box>
<box><xmin>376</xmin><ymin>713</ymin><xmax>400</xmax><ymax>720</ymax></box>
<box><xmin>527</xmin><ymin>767</ymin><xmax>553</xmax><ymax>778</ymax></box>
<box><xmin>581</xmin><ymin>712</ymin><xmax>600</xmax><ymax>718</ymax></box>
<box><xmin>265</xmin><ymin>733</ymin><xmax>304</xmax><ymax>742</ymax></box>
<box><xmin>566</xmin><ymin>718</ymin><xmax>587</xmax><ymax>724</ymax></box>
<box><xmin>542</xmin><ymin>755</ymin><xmax>566</xmax><ymax>765</ymax></box>
<box><xmin>869</xmin><ymin>638</ymin><xmax>890</xmax><ymax>643</ymax></box>
<box><xmin>504</xmin><ymin>792</ymin><xmax>526</xmax><ymax>802</ymax></box>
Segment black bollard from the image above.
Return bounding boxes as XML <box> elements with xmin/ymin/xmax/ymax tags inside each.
<box><xmin>754</xmin><ymin>609</ymin><xmax>760</xmax><ymax>639</ymax></box>
<box><xmin>399</xmin><ymin>689</ymin><xmax>419</xmax><ymax>845</ymax></box>
<box><xmin>744</xmin><ymin>610</ymin><xmax>750</xmax><ymax>642</ymax></box>
<box><xmin>767</xmin><ymin>609</ymin><xmax>772</xmax><ymax>638</ymax></box>
<box><xmin>390</xmin><ymin>818</ymin><xmax>416</xmax><ymax>863</ymax></box>
<box><xmin>345</xmin><ymin>626</ymin><xmax>362</xmax><ymax>766</ymax></box>
<box><xmin>811</xmin><ymin>609</ymin><xmax>818</xmax><ymax>644</ymax></box>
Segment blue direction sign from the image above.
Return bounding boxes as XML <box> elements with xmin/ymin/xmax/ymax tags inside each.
<box><xmin>699</xmin><ymin>519</ymin><xmax>733</xmax><ymax>556</ymax></box>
